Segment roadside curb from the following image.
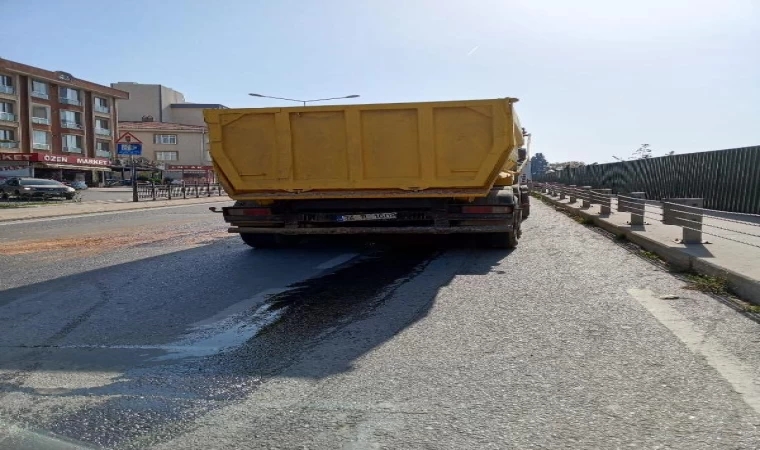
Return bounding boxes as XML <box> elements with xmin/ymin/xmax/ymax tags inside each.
<box><xmin>537</xmin><ymin>193</ymin><xmax>760</xmax><ymax>306</ymax></box>
<box><xmin>0</xmin><ymin>197</ymin><xmax>231</xmax><ymax>223</ymax></box>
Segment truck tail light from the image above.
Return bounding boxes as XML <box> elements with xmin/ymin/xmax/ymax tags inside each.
<box><xmin>228</xmin><ymin>208</ymin><xmax>272</xmax><ymax>216</ymax></box>
<box><xmin>462</xmin><ymin>206</ymin><xmax>514</xmax><ymax>214</ymax></box>
<box><xmin>244</xmin><ymin>208</ymin><xmax>272</xmax><ymax>216</ymax></box>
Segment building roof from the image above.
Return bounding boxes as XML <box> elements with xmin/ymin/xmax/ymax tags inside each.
<box><xmin>170</xmin><ymin>103</ymin><xmax>228</xmax><ymax>109</ymax></box>
<box><xmin>118</xmin><ymin>121</ymin><xmax>207</xmax><ymax>132</ymax></box>
<box><xmin>0</xmin><ymin>58</ymin><xmax>129</xmax><ymax>99</ymax></box>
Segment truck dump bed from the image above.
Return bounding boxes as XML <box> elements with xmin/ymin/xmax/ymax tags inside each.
<box><xmin>204</xmin><ymin>98</ymin><xmax>524</xmax><ymax>200</ymax></box>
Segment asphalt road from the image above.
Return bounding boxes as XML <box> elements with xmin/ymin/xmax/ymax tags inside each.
<box><xmin>0</xmin><ymin>201</ymin><xmax>759</xmax><ymax>449</ymax></box>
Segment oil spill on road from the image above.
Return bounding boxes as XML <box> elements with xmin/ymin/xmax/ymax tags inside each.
<box><xmin>18</xmin><ymin>247</ymin><xmax>437</xmax><ymax>449</ymax></box>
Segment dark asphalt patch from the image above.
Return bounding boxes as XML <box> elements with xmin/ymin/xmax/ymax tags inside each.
<box><xmin>21</xmin><ymin>248</ymin><xmax>436</xmax><ymax>449</ymax></box>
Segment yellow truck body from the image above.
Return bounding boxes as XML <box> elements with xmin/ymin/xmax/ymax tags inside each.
<box><xmin>204</xmin><ymin>98</ymin><xmax>524</xmax><ymax>200</ymax></box>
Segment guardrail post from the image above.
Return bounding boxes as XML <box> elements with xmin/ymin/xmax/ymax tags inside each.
<box><xmin>181</xmin><ymin>181</ymin><xmax>187</xmax><ymax>199</ymax></box>
<box><xmin>195</xmin><ymin>184</ymin><xmax>200</xmax><ymax>198</ymax></box>
<box><xmin>217</xmin><ymin>184</ymin><xmax>222</xmax><ymax>196</ymax></box>
<box><xmin>581</xmin><ymin>186</ymin><xmax>592</xmax><ymax>209</ymax></box>
<box><xmin>568</xmin><ymin>185</ymin><xmax>577</xmax><ymax>204</ymax></box>
<box><xmin>167</xmin><ymin>183</ymin><xmax>172</xmax><ymax>200</ymax></box>
<box><xmin>627</xmin><ymin>192</ymin><xmax>646</xmax><ymax>225</ymax></box>
<box><xmin>663</xmin><ymin>198</ymin><xmax>704</xmax><ymax>244</ymax></box>
<box><xmin>594</xmin><ymin>189</ymin><xmax>612</xmax><ymax>214</ymax></box>
<box><xmin>207</xmin><ymin>182</ymin><xmax>212</xmax><ymax>197</ymax></box>
<box><xmin>559</xmin><ymin>185</ymin><xmax>566</xmax><ymax>200</ymax></box>
<box><xmin>151</xmin><ymin>182</ymin><xmax>156</xmax><ymax>201</ymax></box>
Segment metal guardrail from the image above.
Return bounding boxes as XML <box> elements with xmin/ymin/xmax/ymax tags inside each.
<box><xmin>136</xmin><ymin>182</ymin><xmax>226</xmax><ymax>201</ymax></box>
<box><xmin>534</xmin><ymin>182</ymin><xmax>760</xmax><ymax>249</ymax></box>
<box><xmin>534</xmin><ymin>145</ymin><xmax>760</xmax><ymax>214</ymax></box>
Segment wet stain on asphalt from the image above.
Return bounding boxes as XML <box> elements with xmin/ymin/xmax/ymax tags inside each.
<box><xmin>15</xmin><ymin>247</ymin><xmax>436</xmax><ymax>449</ymax></box>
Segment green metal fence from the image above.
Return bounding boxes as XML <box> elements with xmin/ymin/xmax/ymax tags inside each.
<box><xmin>535</xmin><ymin>146</ymin><xmax>760</xmax><ymax>214</ymax></box>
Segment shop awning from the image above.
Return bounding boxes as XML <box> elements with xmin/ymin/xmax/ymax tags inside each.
<box><xmin>34</xmin><ymin>163</ymin><xmax>112</xmax><ymax>172</ymax></box>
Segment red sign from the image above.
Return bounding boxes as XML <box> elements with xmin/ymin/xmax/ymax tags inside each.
<box><xmin>166</xmin><ymin>165</ymin><xmax>213</xmax><ymax>171</ymax></box>
<box><xmin>0</xmin><ymin>153</ymin><xmax>111</xmax><ymax>167</ymax></box>
<box><xmin>116</xmin><ymin>132</ymin><xmax>142</xmax><ymax>144</ymax></box>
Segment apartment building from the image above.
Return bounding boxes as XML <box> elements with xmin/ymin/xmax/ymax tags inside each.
<box><xmin>111</xmin><ymin>82</ymin><xmax>226</xmax><ymax>181</ymax></box>
<box><xmin>118</xmin><ymin>120</ymin><xmax>215</xmax><ymax>182</ymax></box>
<box><xmin>111</xmin><ymin>82</ymin><xmax>226</xmax><ymax>126</ymax></box>
<box><xmin>0</xmin><ymin>58</ymin><xmax>129</xmax><ymax>184</ymax></box>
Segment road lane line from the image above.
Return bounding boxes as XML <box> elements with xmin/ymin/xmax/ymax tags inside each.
<box><xmin>316</xmin><ymin>253</ymin><xmax>360</xmax><ymax>270</ymax></box>
<box><xmin>628</xmin><ymin>288</ymin><xmax>760</xmax><ymax>414</ymax></box>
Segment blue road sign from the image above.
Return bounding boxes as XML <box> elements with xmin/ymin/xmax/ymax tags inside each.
<box><xmin>117</xmin><ymin>143</ymin><xmax>142</xmax><ymax>156</ymax></box>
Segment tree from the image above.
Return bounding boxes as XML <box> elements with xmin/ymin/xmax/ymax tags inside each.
<box><xmin>630</xmin><ymin>144</ymin><xmax>653</xmax><ymax>160</ymax></box>
<box><xmin>530</xmin><ymin>153</ymin><xmax>548</xmax><ymax>176</ymax></box>
<box><xmin>548</xmin><ymin>161</ymin><xmax>585</xmax><ymax>171</ymax></box>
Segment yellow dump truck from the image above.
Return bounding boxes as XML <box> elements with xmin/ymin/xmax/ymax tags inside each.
<box><xmin>204</xmin><ymin>98</ymin><xmax>529</xmax><ymax>248</ymax></box>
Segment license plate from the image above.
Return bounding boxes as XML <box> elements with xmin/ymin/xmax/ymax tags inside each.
<box><xmin>337</xmin><ymin>212</ymin><xmax>397</xmax><ymax>222</ymax></box>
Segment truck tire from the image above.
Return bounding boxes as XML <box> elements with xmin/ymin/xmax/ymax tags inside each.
<box><xmin>481</xmin><ymin>231</ymin><xmax>518</xmax><ymax>249</ymax></box>
<box><xmin>240</xmin><ymin>233</ymin><xmax>299</xmax><ymax>249</ymax></box>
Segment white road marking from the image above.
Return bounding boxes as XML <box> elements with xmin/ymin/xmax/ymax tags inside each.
<box><xmin>61</xmin><ymin>288</ymin><xmax>291</xmax><ymax>361</ymax></box>
<box><xmin>628</xmin><ymin>288</ymin><xmax>760</xmax><ymax>414</ymax></box>
<box><xmin>317</xmin><ymin>253</ymin><xmax>359</xmax><ymax>270</ymax></box>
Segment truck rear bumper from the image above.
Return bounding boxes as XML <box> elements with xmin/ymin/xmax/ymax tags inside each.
<box><xmin>230</xmin><ymin>224</ymin><xmax>513</xmax><ymax>235</ymax></box>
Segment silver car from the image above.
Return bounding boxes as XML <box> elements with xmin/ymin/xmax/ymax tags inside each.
<box><xmin>0</xmin><ymin>177</ymin><xmax>77</xmax><ymax>200</ymax></box>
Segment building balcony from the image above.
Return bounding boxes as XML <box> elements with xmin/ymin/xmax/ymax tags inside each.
<box><xmin>32</xmin><ymin>117</ymin><xmax>51</xmax><ymax>125</ymax></box>
<box><xmin>31</xmin><ymin>91</ymin><xmax>49</xmax><ymax>100</ymax></box>
<box><xmin>63</xmin><ymin>146</ymin><xmax>82</xmax><ymax>153</ymax></box>
<box><xmin>33</xmin><ymin>143</ymin><xmax>50</xmax><ymax>150</ymax></box>
<box><xmin>61</xmin><ymin>121</ymin><xmax>83</xmax><ymax>130</ymax></box>
<box><xmin>94</xmin><ymin>105</ymin><xmax>110</xmax><ymax>114</ymax></box>
<box><xmin>59</xmin><ymin>97</ymin><xmax>81</xmax><ymax>106</ymax></box>
<box><xmin>0</xmin><ymin>112</ymin><xmax>16</xmax><ymax>122</ymax></box>
<box><xmin>0</xmin><ymin>141</ymin><xmax>19</xmax><ymax>149</ymax></box>
<box><xmin>95</xmin><ymin>128</ymin><xmax>111</xmax><ymax>136</ymax></box>
<box><xmin>0</xmin><ymin>85</ymin><xmax>14</xmax><ymax>95</ymax></box>
<box><xmin>96</xmin><ymin>150</ymin><xmax>111</xmax><ymax>158</ymax></box>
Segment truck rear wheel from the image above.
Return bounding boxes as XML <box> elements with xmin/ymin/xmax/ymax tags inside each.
<box><xmin>240</xmin><ymin>233</ymin><xmax>299</xmax><ymax>249</ymax></box>
<box><xmin>481</xmin><ymin>231</ymin><xmax>518</xmax><ymax>249</ymax></box>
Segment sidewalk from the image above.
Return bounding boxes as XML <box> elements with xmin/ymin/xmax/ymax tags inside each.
<box><xmin>0</xmin><ymin>196</ymin><xmax>232</xmax><ymax>223</ymax></box>
<box><xmin>537</xmin><ymin>192</ymin><xmax>760</xmax><ymax>306</ymax></box>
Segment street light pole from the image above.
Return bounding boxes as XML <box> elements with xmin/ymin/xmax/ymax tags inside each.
<box><xmin>248</xmin><ymin>93</ymin><xmax>360</xmax><ymax>106</ymax></box>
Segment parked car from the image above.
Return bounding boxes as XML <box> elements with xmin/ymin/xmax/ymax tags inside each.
<box><xmin>70</xmin><ymin>181</ymin><xmax>88</xmax><ymax>190</ymax></box>
<box><xmin>0</xmin><ymin>177</ymin><xmax>76</xmax><ymax>200</ymax></box>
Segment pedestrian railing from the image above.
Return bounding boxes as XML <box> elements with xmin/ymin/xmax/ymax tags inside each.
<box><xmin>534</xmin><ymin>182</ymin><xmax>760</xmax><ymax>249</ymax></box>
<box><xmin>136</xmin><ymin>182</ymin><xmax>226</xmax><ymax>201</ymax></box>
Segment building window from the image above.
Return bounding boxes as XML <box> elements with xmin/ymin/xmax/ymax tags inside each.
<box><xmin>59</xmin><ymin>87</ymin><xmax>81</xmax><ymax>105</ymax></box>
<box><xmin>0</xmin><ymin>128</ymin><xmax>15</xmax><ymax>140</ymax></box>
<box><xmin>31</xmin><ymin>104</ymin><xmax>50</xmax><ymax>125</ymax></box>
<box><xmin>154</xmin><ymin>134</ymin><xmax>177</xmax><ymax>144</ymax></box>
<box><xmin>0</xmin><ymin>128</ymin><xmax>17</xmax><ymax>148</ymax></box>
<box><xmin>0</xmin><ymin>75</ymin><xmax>13</xmax><ymax>94</ymax></box>
<box><xmin>155</xmin><ymin>151</ymin><xmax>178</xmax><ymax>161</ymax></box>
<box><xmin>31</xmin><ymin>80</ymin><xmax>49</xmax><ymax>99</ymax></box>
<box><xmin>96</xmin><ymin>140</ymin><xmax>111</xmax><ymax>157</ymax></box>
<box><xmin>62</xmin><ymin>134</ymin><xmax>83</xmax><ymax>153</ymax></box>
<box><xmin>61</xmin><ymin>110</ymin><xmax>83</xmax><ymax>129</ymax></box>
<box><xmin>0</xmin><ymin>102</ymin><xmax>15</xmax><ymax>122</ymax></box>
<box><xmin>33</xmin><ymin>130</ymin><xmax>50</xmax><ymax>150</ymax></box>
<box><xmin>95</xmin><ymin>118</ymin><xmax>111</xmax><ymax>136</ymax></box>
<box><xmin>94</xmin><ymin>97</ymin><xmax>110</xmax><ymax>113</ymax></box>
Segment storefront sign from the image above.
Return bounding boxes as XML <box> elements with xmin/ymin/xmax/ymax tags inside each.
<box><xmin>166</xmin><ymin>165</ymin><xmax>213</xmax><ymax>171</ymax></box>
<box><xmin>0</xmin><ymin>153</ymin><xmax>111</xmax><ymax>167</ymax></box>
<box><xmin>0</xmin><ymin>154</ymin><xmax>33</xmax><ymax>162</ymax></box>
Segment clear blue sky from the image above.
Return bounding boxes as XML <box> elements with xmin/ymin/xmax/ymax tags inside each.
<box><xmin>4</xmin><ymin>0</ymin><xmax>759</xmax><ymax>163</ymax></box>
